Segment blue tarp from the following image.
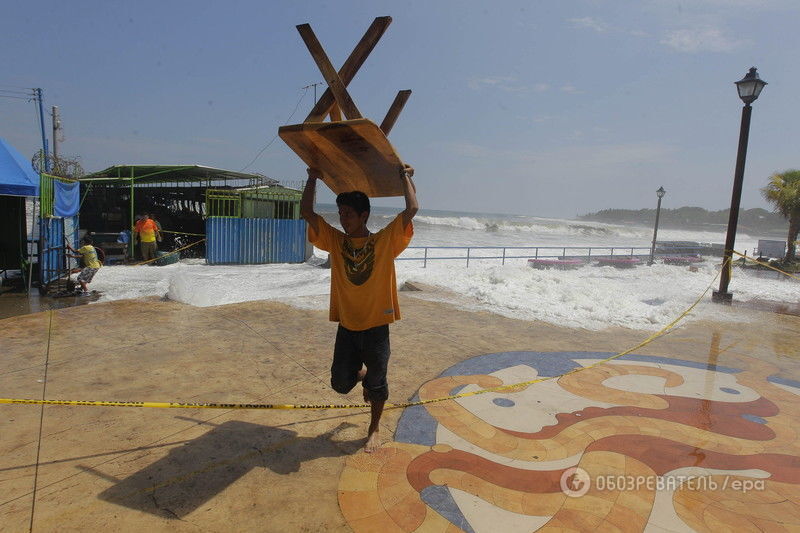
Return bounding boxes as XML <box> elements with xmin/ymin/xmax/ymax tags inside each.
<box><xmin>0</xmin><ymin>137</ymin><xmax>39</xmax><ymax>197</ymax></box>
<box><xmin>54</xmin><ymin>180</ymin><xmax>79</xmax><ymax>216</ymax></box>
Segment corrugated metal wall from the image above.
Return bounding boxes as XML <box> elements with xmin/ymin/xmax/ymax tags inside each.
<box><xmin>39</xmin><ymin>215</ymin><xmax>79</xmax><ymax>286</ymax></box>
<box><xmin>206</xmin><ymin>218</ymin><xmax>307</xmax><ymax>265</ymax></box>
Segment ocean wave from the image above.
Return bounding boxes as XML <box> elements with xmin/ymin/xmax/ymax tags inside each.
<box><xmin>413</xmin><ymin>215</ymin><xmax>649</xmax><ymax>238</ymax></box>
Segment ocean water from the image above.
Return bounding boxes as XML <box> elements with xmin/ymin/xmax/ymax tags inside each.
<box><xmin>84</xmin><ymin>206</ymin><xmax>798</xmax><ymax>332</ymax></box>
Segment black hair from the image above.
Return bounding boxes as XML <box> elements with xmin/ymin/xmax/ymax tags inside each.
<box><xmin>335</xmin><ymin>190</ymin><xmax>370</xmax><ymax>215</ymax></box>
<box><xmin>81</xmin><ymin>236</ymin><xmax>93</xmax><ymax>245</ymax></box>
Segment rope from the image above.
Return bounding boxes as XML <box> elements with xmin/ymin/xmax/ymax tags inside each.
<box><xmin>28</xmin><ymin>311</ymin><xmax>54</xmax><ymax>532</ymax></box>
<box><xmin>0</xmin><ymin>259</ymin><xmax>728</xmax><ymax>411</ymax></box>
<box><xmin>731</xmin><ymin>250</ymin><xmax>800</xmax><ymax>281</ymax></box>
<box><xmin>158</xmin><ymin>230</ymin><xmax>206</xmax><ymax>237</ymax></box>
<box><xmin>131</xmin><ymin>239</ymin><xmax>206</xmax><ymax>266</ymax></box>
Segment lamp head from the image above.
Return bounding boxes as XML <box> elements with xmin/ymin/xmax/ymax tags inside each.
<box><xmin>656</xmin><ymin>186</ymin><xmax>666</xmax><ymax>199</ymax></box>
<box><xmin>735</xmin><ymin>67</ymin><xmax>767</xmax><ymax>105</ymax></box>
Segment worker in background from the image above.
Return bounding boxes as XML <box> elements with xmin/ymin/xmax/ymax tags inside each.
<box><xmin>134</xmin><ymin>213</ymin><xmax>160</xmax><ymax>262</ymax></box>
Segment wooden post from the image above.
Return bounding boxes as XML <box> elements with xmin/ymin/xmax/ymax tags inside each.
<box><xmin>329</xmin><ymin>102</ymin><xmax>342</xmax><ymax>122</ymax></box>
<box><xmin>296</xmin><ymin>23</ymin><xmax>363</xmax><ymax>120</ymax></box>
<box><xmin>304</xmin><ymin>16</ymin><xmax>391</xmax><ymax>122</ymax></box>
<box><xmin>380</xmin><ymin>90</ymin><xmax>412</xmax><ymax>135</ymax></box>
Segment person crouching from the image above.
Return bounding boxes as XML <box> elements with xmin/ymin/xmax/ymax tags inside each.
<box><xmin>66</xmin><ymin>236</ymin><xmax>102</xmax><ymax>293</ymax></box>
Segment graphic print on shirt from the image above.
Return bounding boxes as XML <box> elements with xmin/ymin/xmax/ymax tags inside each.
<box><xmin>341</xmin><ymin>237</ymin><xmax>375</xmax><ymax>286</ymax></box>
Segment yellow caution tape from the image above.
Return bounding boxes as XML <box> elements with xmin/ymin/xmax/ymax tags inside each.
<box><xmin>0</xmin><ymin>259</ymin><xmax>727</xmax><ymax>411</ymax></box>
<box><xmin>731</xmin><ymin>250</ymin><xmax>800</xmax><ymax>281</ymax></box>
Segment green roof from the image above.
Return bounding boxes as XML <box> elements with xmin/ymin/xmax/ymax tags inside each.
<box><xmin>81</xmin><ymin>164</ymin><xmax>277</xmax><ymax>185</ymax></box>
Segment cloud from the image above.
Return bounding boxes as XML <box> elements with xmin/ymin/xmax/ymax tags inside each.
<box><xmin>560</xmin><ymin>83</ymin><xmax>581</xmax><ymax>94</ymax></box>
<box><xmin>468</xmin><ymin>76</ymin><xmax>516</xmax><ymax>90</ymax></box>
<box><xmin>569</xmin><ymin>16</ymin><xmax>610</xmax><ymax>33</ymax></box>
<box><xmin>661</xmin><ymin>26</ymin><xmax>744</xmax><ymax>52</ymax></box>
<box><xmin>469</xmin><ymin>76</ymin><xmax>549</xmax><ymax>94</ymax></box>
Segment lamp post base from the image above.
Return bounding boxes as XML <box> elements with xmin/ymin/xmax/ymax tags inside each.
<box><xmin>712</xmin><ymin>290</ymin><xmax>733</xmax><ymax>304</ymax></box>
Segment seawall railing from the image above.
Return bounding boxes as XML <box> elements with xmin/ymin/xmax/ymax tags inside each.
<box><xmin>397</xmin><ymin>244</ymin><xmax>715</xmax><ymax>268</ymax></box>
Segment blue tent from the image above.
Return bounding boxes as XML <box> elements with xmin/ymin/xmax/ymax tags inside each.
<box><xmin>0</xmin><ymin>137</ymin><xmax>39</xmax><ymax>197</ymax></box>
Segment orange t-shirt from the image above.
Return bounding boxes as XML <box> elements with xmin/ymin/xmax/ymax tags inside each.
<box><xmin>309</xmin><ymin>214</ymin><xmax>413</xmax><ymax>331</ymax></box>
<box><xmin>135</xmin><ymin>219</ymin><xmax>158</xmax><ymax>243</ymax></box>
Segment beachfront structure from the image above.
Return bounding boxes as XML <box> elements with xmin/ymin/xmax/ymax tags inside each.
<box><xmin>38</xmin><ymin>172</ymin><xmax>80</xmax><ymax>290</ymax></box>
<box><xmin>0</xmin><ymin>137</ymin><xmax>80</xmax><ymax>291</ymax></box>
<box><xmin>78</xmin><ymin>164</ymin><xmax>308</xmax><ymax>265</ymax></box>
<box><xmin>205</xmin><ymin>185</ymin><xmax>310</xmax><ymax>265</ymax></box>
<box><xmin>0</xmin><ymin>138</ymin><xmax>39</xmax><ymax>279</ymax></box>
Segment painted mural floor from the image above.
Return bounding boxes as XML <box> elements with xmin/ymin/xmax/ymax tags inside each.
<box><xmin>1</xmin><ymin>294</ymin><xmax>798</xmax><ymax>531</ymax></box>
<box><xmin>341</xmin><ymin>348</ymin><xmax>800</xmax><ymax>532</ymax></box>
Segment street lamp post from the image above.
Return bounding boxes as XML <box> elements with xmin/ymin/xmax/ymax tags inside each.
<box><xmin>712</xmin><ymin>67</ymin><xmax>767</xmax><ymax>304</ymax></box>
<box><xmin>648</xmin><ymin>187</ymin><xmax>666</xmax><ymax>265</ymax></box>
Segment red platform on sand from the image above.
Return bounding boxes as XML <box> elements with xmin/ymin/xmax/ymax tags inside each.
<box><xmin>662</xmin><ymin>256</ymin><xmax>703</xmax><ymax>265</ymax></box>
<box><xmin>595</xmin><ymin>257</ymin><xmax>641</xmax><ymax>268</ymax></box>
<box><xmin>527</xmin><ymin>258</ymin><xmax>585</xmax><ymax>270</ymax></box>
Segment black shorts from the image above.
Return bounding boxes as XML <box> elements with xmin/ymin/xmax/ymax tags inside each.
<box><xmin>331</xmin><ymin>324</ymin><xmax>390</xmax><ymax>402</ymax></box>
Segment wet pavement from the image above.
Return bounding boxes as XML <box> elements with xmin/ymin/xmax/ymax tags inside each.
<box><xmin>0</xmin><ymin>290</ymin><xmax>798</xmax><ymax>531</ymax></box>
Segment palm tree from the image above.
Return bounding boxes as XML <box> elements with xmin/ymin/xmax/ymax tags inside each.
<box><xmin>761</xmin><ymin>169</ymin><xmax>800</xmax><ymax>262</ymax></box>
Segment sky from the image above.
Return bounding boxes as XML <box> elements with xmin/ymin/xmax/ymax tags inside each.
<box><xmin>2</xmin><ymin>0</ymin><xmax>799</xmax><ymax>219</ymax></box>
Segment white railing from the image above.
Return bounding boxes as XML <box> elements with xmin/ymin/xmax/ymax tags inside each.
<box><xmin>397</xmin><ymin>245</ymin><xmax>707</xmax><ymax>268</ymax></box>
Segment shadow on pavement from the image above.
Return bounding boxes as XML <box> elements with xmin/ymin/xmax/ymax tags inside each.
<box><xmin>94</xmin><ymin>420</ymin><xmax>359</xmax><ymax>518</ymax></box>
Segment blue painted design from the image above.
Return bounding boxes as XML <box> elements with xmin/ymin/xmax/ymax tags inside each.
<box><xmin>420</xmin><ymin>486</ymin><xmax>475</xmax><ymax>533</ymax></box>
<box><xmin>742</xmin><ymin>414</ymin><xmax>767</xmax><ymax>424</ymax></box>
<box><xmin>395</xmin><ymin>394</ymin><xmax>438</xmax><ymax>446</ymax></box>
<box><xmin>720</xmin><ymin>387</ymin><xmax>740</xmax><ymax>394</ymax></box>
<box><xmin>767</xmin><ymin>375</ymin><xmax>800</xmax><ymax>390</ymax></box>
<box><xmin>493</xmin><ymin>398</ymin><xmax>515</xmax><ymax>407</ymax></box>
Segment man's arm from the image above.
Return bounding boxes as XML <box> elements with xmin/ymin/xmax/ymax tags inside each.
<box><xmin>400</xmin><ymin>164</ymin><xmax>419</xmax><ymax>228</ymax></box>
<box><xmin>300</xmin><ymin>168</ymin><xmax>320</xmax><ymax>235</ymax></box>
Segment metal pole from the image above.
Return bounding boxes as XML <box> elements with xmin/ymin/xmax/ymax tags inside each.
<box><xmin>36</xmin><ymin>89</ymin><xmax>50</xmax><ymax>172</ymax></box>
<box><xmin>713</xmin><ymin>104</ymin><xmax>752</xmax><ymax>304</ymax></box>
<box><xmin>27</xmin><ymin>198</ymin><xmax>38</xmax><ymax>293</ymax></box>
<box><xmin>51</xmin><ymin>105</ymin><xmax>60</xmax><ymax>162</ymax></box>
<box><xmin>648</xmin><ymin>196</ymin><xmax>663</xmax><ymax>266</ymax></box>
<box><xmin>130</xmin><ymin>173</ymin><xmax>135</xmax><ymax>259</ymax></box>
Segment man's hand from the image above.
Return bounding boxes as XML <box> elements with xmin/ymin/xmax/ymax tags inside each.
<box><xmin>400</xmin><ymin>163</ymin><xmax>418</xmax><ymax>228</ymax></box>
<box><xmin>301</xmin><ymin>168</ymin><xmax>320</xmax><ymax>233</ymax></box>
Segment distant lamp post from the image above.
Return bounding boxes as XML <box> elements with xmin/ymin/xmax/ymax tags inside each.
<box><xmin>713</xmin><ymin>67</ymin><xmax>767</xmax><ymax>304</ymax></box>
<box><xmin>648</xmin><ymin>186</ymin><xmax>666</xmax><ymax>265</ymax></box>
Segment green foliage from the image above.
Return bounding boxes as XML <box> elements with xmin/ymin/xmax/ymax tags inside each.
<box><xmin>761</xmin><ymin>169</ymin><xmax>800</xmax><ymax>219</ymax></box>
<box><xmin>761</xmin><ymin>169</ymin><xmax>800</xmax><ymax>262</ymax></box>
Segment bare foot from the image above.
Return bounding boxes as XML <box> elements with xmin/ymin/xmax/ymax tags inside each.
<box><xmin>364</xmin><ymin>428</ymin><xmax>381</xmax><ymax>453</ymax></box>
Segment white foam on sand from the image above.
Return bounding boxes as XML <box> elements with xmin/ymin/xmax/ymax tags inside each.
<box><xmin>87</xmin><ymin>251</ymin><xmax>797</xmax><ymax>332</ymax></box>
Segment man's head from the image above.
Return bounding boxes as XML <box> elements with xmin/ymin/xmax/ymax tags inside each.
<box><xmin>81</xmin><ymin>236</ymin><xmax>93</xmax><ymax>245</ymax></box>
<box><xmin>142</xmin><ymin>213</ymin><xmax>150</xmax><ymax>220</ymax></box>
<box><xmin>149</xmin><ymin>213</ymin><xmax>157</xmax><ymax>220</ymax></box>
<box><xmin>336</xmin><ymin>191</ymin><xmax>370</xmax><ymax>236</ymax></box>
